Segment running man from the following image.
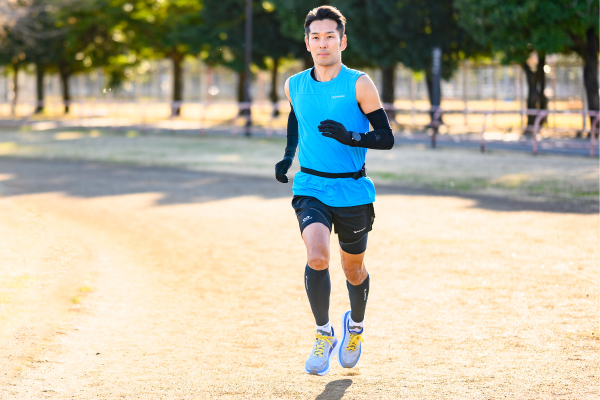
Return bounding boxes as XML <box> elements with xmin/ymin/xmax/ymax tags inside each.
<box><xmin>274</xmin><ymin>6</ymin><xmax>395</xmax><ymax>375</ymax></box>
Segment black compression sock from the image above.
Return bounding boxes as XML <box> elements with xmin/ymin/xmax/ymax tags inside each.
<box><xmin>304</xmin><ymin>264</ymin><xmax>331</xmax><ymax>326</ymax></box>
<box><xmin>347</xmin><ymin>274</ymin><xmax>370</xmax><ymax>323</ymax></box>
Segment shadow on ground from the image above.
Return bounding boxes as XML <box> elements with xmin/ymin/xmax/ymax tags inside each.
<box><xmin>315</xmin><ymin>379</ymin><xmax>352</xmax><ymax>400</ymax></box>
<box><xmin>0</xmin><ymin>157</ymin><xmax>597</xmax><ymax>214</ymax></box>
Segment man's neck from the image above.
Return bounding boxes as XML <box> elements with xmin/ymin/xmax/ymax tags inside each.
<box><xmin>312</xmin><ymin>62</ymin><xmax>343</xmax><ymax>82</ymax></box>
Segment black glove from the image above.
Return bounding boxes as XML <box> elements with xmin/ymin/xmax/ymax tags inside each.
<box><xmin>318</xmin><ymin>119</ymin><xmax>353</xmax><ymax>146</ymax></box>
<box><xmin>275</xmin><ymin>155</ymin><xmax>293</xmax><ymax>183</ymax></box>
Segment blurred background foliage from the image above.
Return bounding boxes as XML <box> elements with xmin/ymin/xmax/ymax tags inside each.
<box><xmin>0</xmin><ymin>0</ymin><xmax>597</xmax><ymax>126</ymax></box>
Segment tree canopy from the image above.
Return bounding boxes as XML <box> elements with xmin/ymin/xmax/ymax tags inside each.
<box><xmin>454</xmin><ymin>0</ymin><xmax>599</xmax><ymax>130</ymax></box>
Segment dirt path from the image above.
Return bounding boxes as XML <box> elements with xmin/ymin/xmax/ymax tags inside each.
<box><xmin>0</xmin><ymin>158</ymin><xmax>597</xmax><ymax>399</ymax></box>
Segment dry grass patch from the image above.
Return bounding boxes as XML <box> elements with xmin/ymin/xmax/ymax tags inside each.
<box><xmin>0</xmin><ymin>128</ymin><xmax>597</xmax><ymax>203</ymax></box>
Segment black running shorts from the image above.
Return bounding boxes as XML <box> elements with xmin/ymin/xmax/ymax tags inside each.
<box><xmin>291</xmin><ymin>195</ymin><xmax>375</xmax><ymax>243</ymax></box>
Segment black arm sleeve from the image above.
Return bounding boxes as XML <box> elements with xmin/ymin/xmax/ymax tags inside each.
<box><xmin>353</xmin><ymin>108</ymin><xmax>395</xmax><ymax>150</ymax></box>
<box><xmin>284</xmin><ymin>105</ymin><xmax>299</xmax><ymax>158</ymax></box>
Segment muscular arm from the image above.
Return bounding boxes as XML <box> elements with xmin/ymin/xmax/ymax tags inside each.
<box><xmin>358</xmin><ymin>108</ymin><xmax>394</xmax><ymax>150</ymax></box>
<box><xmin>319</xmin><ymin>75</ymin><xmax>394</xmax><ymax>150</ymax></box>
<box><xmin>355</xmin><ymin>74</ymin><xmax>383</xmax><ymax>115</ymax></box>
<box><xmin>354</xmin><ymin>75</ymin><xmax>394</xmax><ymax>150</ymax></box>
<box><xmin>284</xmin><ymin>105</ymin><xmax>299</xmax><ymax>158</ymax></box>
<box><xmin>283</xmin><ymin>78</ymin><xmax>298</xmax><ymax>158</ymax></box>
<box><xmin>274</xmin><ymin>79</ymin><xmax>298</xmax><ymax>183</ymax></box>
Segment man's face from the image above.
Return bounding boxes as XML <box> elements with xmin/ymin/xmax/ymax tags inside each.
<box><xmin>305</xmin><ymin>19</ymin><xmax>347</xmax><ymax>67</ymax></box>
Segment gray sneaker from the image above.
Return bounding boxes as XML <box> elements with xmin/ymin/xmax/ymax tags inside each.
<box><xmin>304</xmin><ymin>328</ymin><xmax>338</xmax><ymax>375</ymax></box>
<box><xmin>338</xmin><ymin>311</ymin><xmax>364</xmax><ymax>368</ymax></box>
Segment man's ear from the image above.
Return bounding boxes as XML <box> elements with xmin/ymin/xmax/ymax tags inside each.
<box><xmin>340</xmin><ymin>34</ymin><xmax>347</xmax><ymax>51</ymax></box>
<box><xmin>305</xmin><ymin>36</ymin><xmax>310</xmax><ymax>52</ymax></box>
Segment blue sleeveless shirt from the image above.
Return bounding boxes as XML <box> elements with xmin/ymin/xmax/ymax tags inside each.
<box><xmin>289</xmin><ymin>64</ymin><xmax>376</xmax><ymax>207</ymax></box>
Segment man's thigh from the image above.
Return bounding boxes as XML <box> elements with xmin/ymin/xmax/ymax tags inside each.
<box><xmin>332</xmin><ymin>203</ymin><xmax>375</xmax><ymax>244</ymax></box>
<box><xmin>292</xmin><ymin>196</ymin><xmax>335</xmax><ymax>264</ymax></box>
<box><xmin>291</xmin><ymin>195</ymin><xmax>334</xmax><ymax>236</ymax></box>
<box><xmin>302</xmin><ymin>222</ymin><xmax>331</xmax><ymax>263</ymax></box>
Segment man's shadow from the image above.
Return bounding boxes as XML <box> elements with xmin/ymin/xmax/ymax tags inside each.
<box><xmin>315</xmin><ymin>379</ymin><xmax>352</xmax><ymax>400</ymax></box>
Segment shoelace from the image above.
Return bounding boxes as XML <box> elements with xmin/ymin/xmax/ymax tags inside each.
<box><xmin>313</xmin><ymin>333</ymin><xmax>334</xmax><ymax>357</ymax></box>
<box><xmin>346</xmin><ymin>332</ymin><xmax>364</xmax><ymax>352</ymax></box>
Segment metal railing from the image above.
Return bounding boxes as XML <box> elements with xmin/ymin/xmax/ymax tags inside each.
<box><xmin>1</xmin><ymin>100</ymin><xmax>598</xmax><ymax>157</ymax></box>
<box><xmin>381</xmin><ymin>103</ymin><xmax>599</xmax><ymax>157</ymax></box>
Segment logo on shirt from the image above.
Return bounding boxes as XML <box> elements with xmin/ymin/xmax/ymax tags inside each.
<box><xmin>332</xmin><ymin>95</ymin><xmax>345</xmax><ymax>99</ymax></box>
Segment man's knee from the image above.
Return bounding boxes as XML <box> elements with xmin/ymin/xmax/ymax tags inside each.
<box><xmin>341</xmin><ymin>255</ymin><xmax>367</xmax><ymax>285</ymax></box>
<box><xmin>303</xmin><ymin>222</ymin><xmax>331</xmax><ymax>270</ymax></box>
<box><xmin>307</xmin><ymin>251</ymin><xmax>329</xmax><ymax>270</ymax></box>
<box><xmin>344</xmin><ymin>266</ymin><xmax>367</xmax><ymax>286</ymax></box>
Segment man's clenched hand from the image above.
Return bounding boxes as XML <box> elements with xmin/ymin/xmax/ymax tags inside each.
<box><xmin>275</xmin><ymin>156</ymin><xmax>294</xmax><ymax>183</ymax></box>
<box><xmin>318</xmin><ymin>119</ymin><xmax>353</xmax><ymax>146</ymax></box>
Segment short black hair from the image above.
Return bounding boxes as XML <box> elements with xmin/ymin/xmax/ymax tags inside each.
<box><xmin>304</xmin><ymin>5</ymin><xmax>346</xmax><ymax>38</ymax></box>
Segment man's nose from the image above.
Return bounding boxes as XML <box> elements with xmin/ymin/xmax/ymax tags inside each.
<box><xmin>318</xmin><ymin>39</ymin><xmax>328</xmax><ymax>48</ymax></box>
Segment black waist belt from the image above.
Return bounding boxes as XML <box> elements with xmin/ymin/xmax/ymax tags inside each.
<box><xmin>301</xmin><ymin>165</ymin><xmax>367</xmax><ymax>180</ymax></box>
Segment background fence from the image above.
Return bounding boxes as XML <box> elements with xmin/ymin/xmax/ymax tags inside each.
<box><xmin>0</xmin><ymin>55</ymin><xmax>595</xmax><ymax>137</ymax></box>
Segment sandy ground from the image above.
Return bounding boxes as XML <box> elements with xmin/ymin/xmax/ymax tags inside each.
<box><xmin>0</xmin><ymin>158</ymin><xmax>598</xmax><ymax>399</ymax></box>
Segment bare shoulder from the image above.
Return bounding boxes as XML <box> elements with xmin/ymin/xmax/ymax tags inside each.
<box><xmin>355</xmin><ymin>74</ymin><xmax>382</xmax><ymax>114</ymax></box>
<box><xmin>355</xmin><ymin>74</ymin><xmax>377</xmax><ymax>92</ymax></box>
<box><xmin>284</xmin><ymin>77</ymin><xmax>291</xmax><ymax>102</ymax></box>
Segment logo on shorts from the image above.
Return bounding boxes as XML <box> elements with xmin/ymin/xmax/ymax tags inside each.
<box><xmin>332</xmin><ymin>95</ymin><xmax>345</xmax><ymax>99</ymax></box>
<box><xmin>302</xmin><ymin>215</ymin><xmax>313</xmax><ymax>224</ymax></box>
<box><xmin>353</xmin><ymin>227</ymin><xmax>366</xmax><ymax>233</ymax></box>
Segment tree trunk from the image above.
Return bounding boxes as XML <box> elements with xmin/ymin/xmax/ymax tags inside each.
<box><xmin>380</xmin><ymin>66</ymin><xmax>395</xmax><ymax>121</ymax></box>
<box><xmin>270</xmin><ymin>58</ymin><xmax>280</xmax><ymax>117</ymax></box>
<box><xmin>583</xmin><ymin>27</ymin><xmax>599</xmax><ymax>135</ymax></box>
<box><xmin>59</xmin><ymin>66</ymin><xmax>71</xmax><ymax>114</ymax></box>
<box><xmin>237</xmin><ymin>70</ymin><xmax>250</xmax><ymax>116</ymax></box>
<box><xmin>11</xmin><ymin>63</ymin><xmax>18</xmax><ymax>116</ymax></box>
<box><xmin>536</xmin><ymin>53</ymin><xmax>548</xmax><ymax>112</ymax></box>
<box><xmin>171</xmin><ymin>53</ymin><xmax>184</xmax><ymax>117</ymax></box>
<box><xmin>425</xmin><ymin>69</ymin><xmax>443</xmax><ymax>125</ymax></box>
<box><xmin>35</xmin><ymin>63</ymin><xmax>45</xmax><ymax>114</ymax></box>
<box><xmin>522</xmin><ymin>63</ymin><xmax>537</xmax><ymax>127</ymax></box>
<box><xmin>303</xmin><ymin>53</ymin><xmax>313</xmax><ymax>70</ymax></box>
<box><xmin>521</xmin><ymin>53</ymin><xmax>548</xmax><ymax>135</ymax></box>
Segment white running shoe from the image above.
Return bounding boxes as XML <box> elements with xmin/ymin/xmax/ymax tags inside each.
<box><xmin>338</xmin><ymin>311</ymin><xmax>363</xmax><ymax>368</ymax></box>
<box><xmin>304</xmin><ymin>328</ymin><xmax>338</xmax><ymax>375</ymax></box>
